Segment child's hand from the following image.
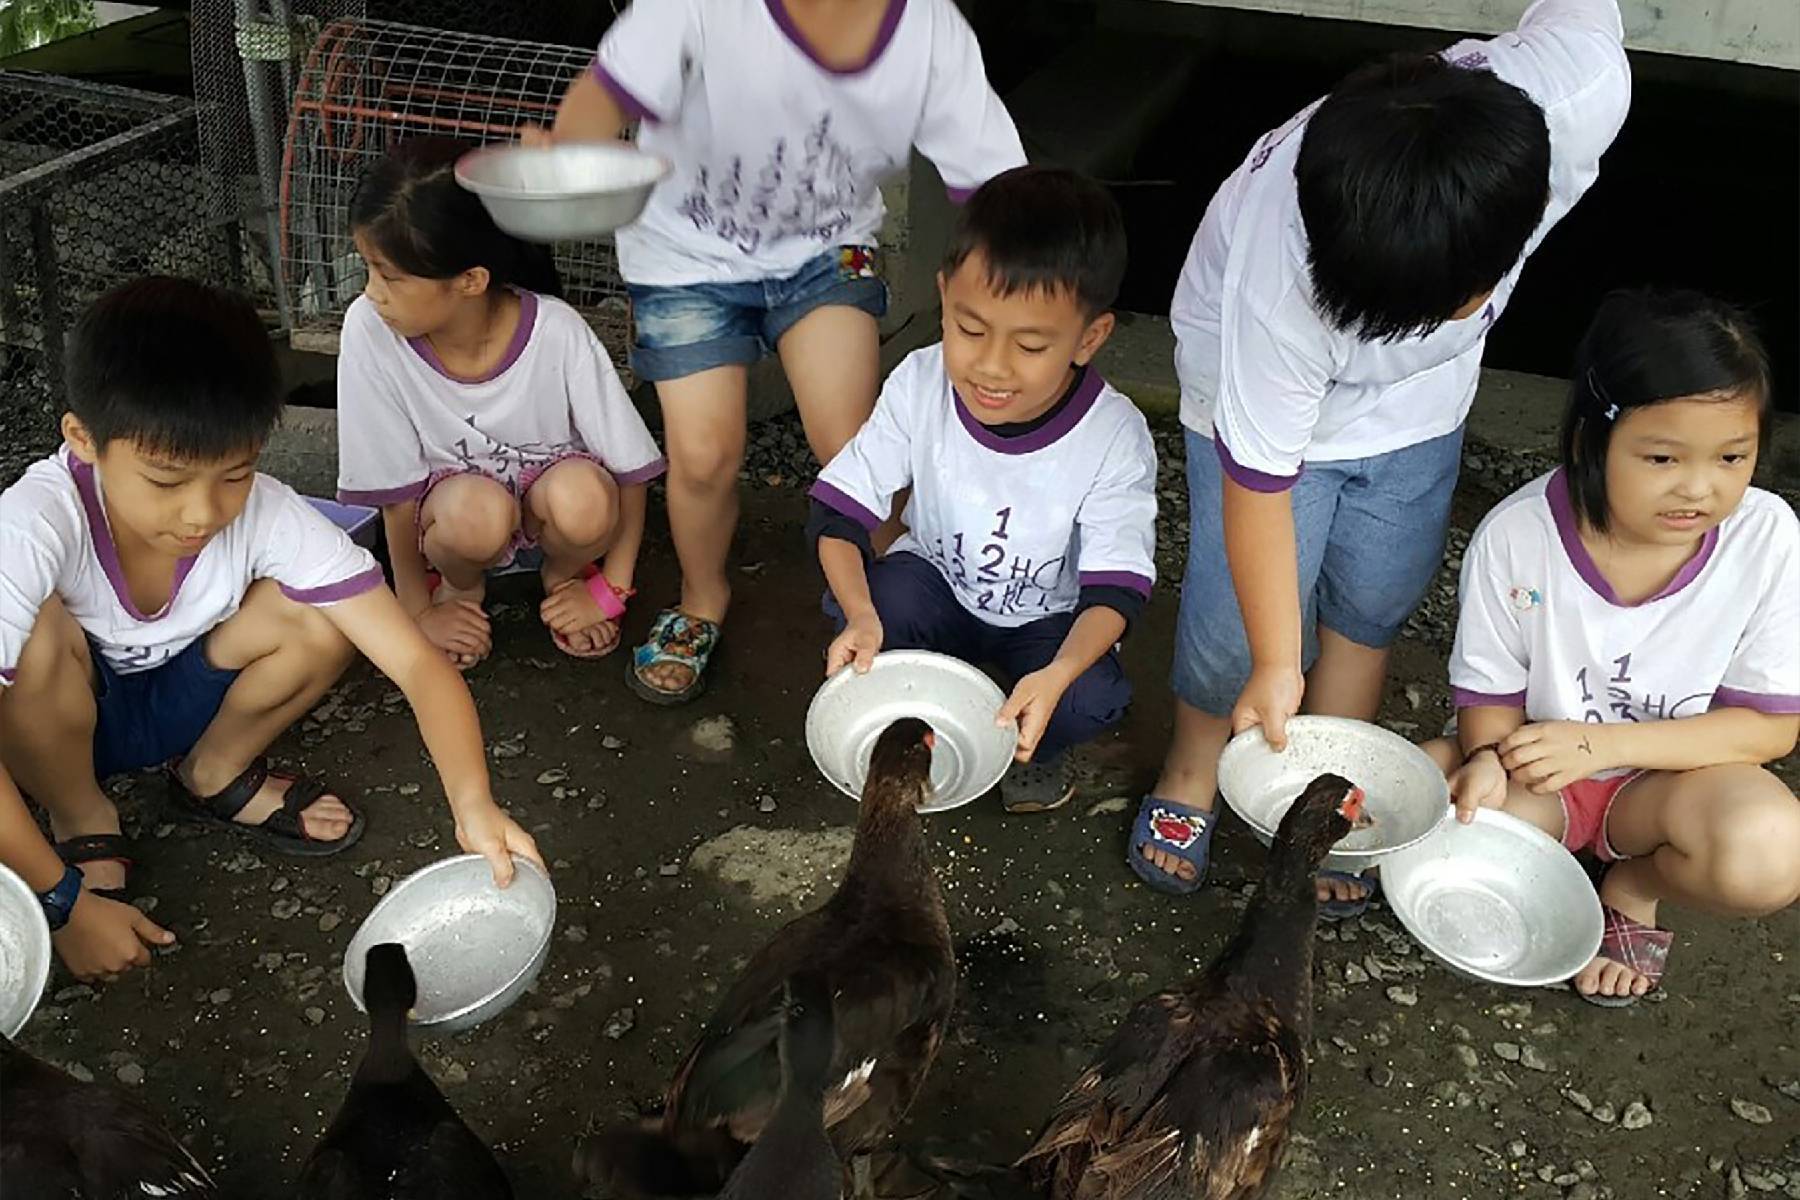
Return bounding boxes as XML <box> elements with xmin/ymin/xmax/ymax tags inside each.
<box><xmin>1500</xmin><ymin>721</ymin><xmax>1610</xmax><ymax>795</ymax></box>
<box><xmin>454</xmin><ymin>802</ymin><xmax>546</xmax><ymax>888</ymax></box>
<box><xmin>998</xmin><ymin>666</ymin><xmax>1074</xmax><ymax>763</ymax></box>
<box><xmin>825</xmin><ymin>613</ymin><xmax>884</xmax><ymax>677</ymax></box>
<box><xmin>1449</xmin><ymin>749</ymin><xmax>1509</xmax><ymax>824</ymax></box>
<box><xmin>52</xmin><ymin>893</ymin><xmax>175</xmax><ymax>984</ymax></box>
<box><xmin>1231</xmin><ymin>664</ymin><xmax>1306</xmax><ymax>751</ymax></box>
<box><xmin>417</xmin><ymin>600</ymin><xmax>492</xmax><ymax>669</ymax></box>
<box><xmin>518</xmin><ymin>123</ymin><xmax>555</xmax><ymax>148</ymax></box>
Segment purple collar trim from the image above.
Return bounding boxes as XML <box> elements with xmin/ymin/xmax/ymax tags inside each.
<box><xmin>1547</xmin><ymin>467</ymin><xmax>1719</xmax><ymax>608</ymax></box>
<box><xmin>764</xmin><ymin>0</ymin><xmax>907</xmax><ymax>75</ymax></box>
<box><xmin>953</xmin><ymin>368</ymin><xmax>1106</xmax><ymax>455</ymax></box>
<box><xmin>408</xmin><ymin>289</ymin><xmax>539</xmax><ymax>384</ymax></box>
<box><xmin>67</xmin><ymin>452</ymin><xmax>198</xmax><ymax>623</ymax></box>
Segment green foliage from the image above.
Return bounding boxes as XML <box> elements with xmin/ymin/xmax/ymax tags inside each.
<box><xmin>0</xmin><ymin>0</ymin><xmax>100</xmax><ymax>60</ymax></box>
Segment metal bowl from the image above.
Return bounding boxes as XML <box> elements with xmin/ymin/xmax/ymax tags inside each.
<box><xmin>1381</xmin><ymin>808</ymin><xmax>1603</xmax><ymax>987</ymax></box>
<box><xmin>1218</xmin><ymin>716</ymin><xmax>1450</xmax><ymax>872</ymax></box>
<box><xmin>806</xmin><ymin>651</ymin><xmax>1019</xmax><ymax>813</ymax></box>
<box><xmin>0</xmin><ymin>864</ymin><xmax>51</xmax><ymax>1038</ymax></box>
<box><xmin>455</xmin><ymin>142</ymin><xmax>669</xmax><ymax>242</ymax></box>
<box><xmin>343</xmin><ymin>854</ymin><xmax>555</xmax><ymax>1034</ymax></box>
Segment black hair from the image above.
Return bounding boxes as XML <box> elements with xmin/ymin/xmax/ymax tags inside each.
<box><xmin>1296</xmin><ymin>51</ymin><xmax>1550</xmax><ymax>341</ymax></box>
<box><xmin>941</xmin><ymin>165</ymin><xmax>1126</xmax><ymax>319</ymax></box>
<box><xmin>65</xmin><ymin>276</ymin><xmax>281</xmax><ymax>460</ymax></box>
<box><xmin>1562</xmin><ymin>288</ymin><xmax>1772</xmax><ymax>533</ymax></box>
<box><xmin>349</xmin><ymin>136</ymin><xmax>564</xmax><ymax>298</ymax></box>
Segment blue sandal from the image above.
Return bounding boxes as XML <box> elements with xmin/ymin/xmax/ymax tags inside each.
<box><xmin>1318</xmin><ymin>870</ymin><xmax>1378</xmax><ymax>922</ymax></box>
<box><xmin>1127</xmin><ymin>796</ymin><xmax>1216</xmax><ymax>895</ymax></box>
<box><xmin>629</xmin><ymin>608</ymin><xmax>720</xmax><ymax>707</ymax></box>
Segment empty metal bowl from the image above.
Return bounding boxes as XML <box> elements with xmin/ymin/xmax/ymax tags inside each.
<box><xmin>0</xmin><ymin>864</ymin><xmax>51</xmax><ymax>1038</ymax></box>
<box><xmin>1218</xmin><ymin>716</ymin><xmax>1450</xmax><ymax>872</ymax></box>
<box><xmin>343</xmin><ymin>854</ymin><xmax>555</xmax><ymax>1034</ymax></box>
<box><xmin>1381</xmin><ymin>808</ymin><xmax>1604</xmax><ymax>987</ymax></box>
<box><xmin>455</xmin><ymin>142</ymin><xmax>669</xmax><ymax>242</ymax></box>
<box><xmin>807</xmin><ymin>651</ymin><xmax>1018</xmax><ymax>813</ymax></box>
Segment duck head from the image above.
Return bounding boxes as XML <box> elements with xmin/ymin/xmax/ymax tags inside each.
<box><xmin>863</xmin><ymin>717</ymin><xmax>936</xmax><ymax>812</ymax></box>
<box><xmin>363</xmin><ymin>941</ymin><xmax>419</xmax><ymax>1018</ymax></box>
<box><xmin>1268</xmin><ymin>773</ymin><xmax>1367</xmax><ymax>885</ymax></box>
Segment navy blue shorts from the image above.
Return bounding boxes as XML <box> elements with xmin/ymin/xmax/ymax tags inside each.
<box><xmin>627</xmin><ymin>246</ymin><xmax>888</xmax><ymax>383</ymax></box>
<box><xmin>91</xmin><ymin>637</ymin><xmax>239</xmax><ymax>780</ymax></box>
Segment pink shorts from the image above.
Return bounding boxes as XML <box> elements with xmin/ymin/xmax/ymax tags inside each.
<box><xmin>415</xmin><ymin>451</ymin><xmax>607</xmax><ymax>564</ymax></box>
<box><xmin>1559</xmin><ymin>772</ymin><xmax>1643</xmax><ymax>862</ymax></box>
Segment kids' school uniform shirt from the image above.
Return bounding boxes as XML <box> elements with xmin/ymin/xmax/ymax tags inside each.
<box><xmin>0</xmin><ymin>449</ymin><xmax>383</xmax><ymax>682</ymax></box>
<box><xmin>810</xmin><ymin>344</ymin><xmax>1158</xmax><ymax>628</ymax></box>
<box><xmin>334</xmin><ymin>291</ymin><xmax>666</xmax><ymax>506</ymax></box>
<box><xmin>591</xmin><ymin>0</ymin><xmax>1027</xmax><ymax>287</ymax></box>
<box><xmin>1172</xmin><ymin>0</ymin><xmax>1631</xmax><ymax>489</ymax></box>
<box><xmin>1450</xmin><ymin>470</ymin><xmax>1800</xmax><ymax>777</ymax></box>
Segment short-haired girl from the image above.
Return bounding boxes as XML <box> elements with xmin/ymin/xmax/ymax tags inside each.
<box><xmin>1437</xmin><ymin>288</ymin><xmax>1799</xmax><ymax>1005</ymax></box>
<box><xmin>336</xmin><ymin>137</ymin><xmax>666</xmax><ymax>667</ymax></box>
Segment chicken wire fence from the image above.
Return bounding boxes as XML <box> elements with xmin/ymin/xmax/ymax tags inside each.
<box><xmin>191</xmin><ymin>2</ymin><xmax>631</xmax><ymax>371</ymax></box>
<box><xmin>0</xmin><ymin>74</ymin><xmax>237</xmax><ymax>430</ymax></box>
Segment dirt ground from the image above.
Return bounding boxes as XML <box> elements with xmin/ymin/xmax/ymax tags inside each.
<box><xmin>11</xmin><ymin>447</ymin><xmax>1800</xmax><ymax>1200</ymax></box>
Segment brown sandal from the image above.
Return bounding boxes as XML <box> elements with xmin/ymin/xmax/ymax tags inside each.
<box><xmin>55</xmin><ymin>833</ymin><xmax>134</xmax><ymax>901</ymax></box>
<box><xmin>165</xmin><ymin>756</ymin><xmax>365</xmax><ymax>857</ymax></box>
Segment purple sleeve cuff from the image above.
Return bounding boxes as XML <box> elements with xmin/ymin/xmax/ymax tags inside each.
<box><xmin>279</xmin><ymin>564</ymin><xmax>386</xmax><ymax>606</ymax></box>
<box><xmin>337</xmin><ymin>480</ymin><xmax>426</xmax><ymax>507</ymax></box>
<box><xmin>1712</xmin><ymin>687</ymin><xmax>1800</xmax><ymax>715</ymax></box>
<box><xmin>590</xmin><ymin>59</ymin><xmax>660</xmax><ymax>124</ymax></box>
<box><xmin>809</xmin><ymin>480</ymin><xmax>882</xmax><ymax>532</ymax></box>
<box><xmin>946</xmin><ymin>184</ymin><xmax>976</xmax><ymax>204</ymax></box>
<box><xmin>1213</xmin><ymin>431</ymin><xmax>1300</xmax><ymax>494</ymax></box>
<box><xmin>1452</xmin><ymin>687</ymin><xmax>1528</xmax><ymax>709</ymax></box>
<box><xmin>1078</xmin><ymin>569</ymin><xmax>1152</xmax><ymax>600</ymax></box>
<box><xmin>0</xmin><ymin>667</ymin><xmax>15</xmax><ymax>685</ymax></box>
<box><xmin>614</xmin><ymin>457</ymin><xmax>668</xmax><ymax>487</ymax></box>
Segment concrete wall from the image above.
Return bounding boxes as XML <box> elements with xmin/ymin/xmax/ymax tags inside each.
<box><xmin>1142</xmin><ymin>0</ymin><xmax>1800</xmax><ymax>69</ymax></box>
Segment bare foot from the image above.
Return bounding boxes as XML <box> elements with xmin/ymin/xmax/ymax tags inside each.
<box><xmin>1316</xmin><ymin>874</ymin><xmax>1371</xmax><ymax>904</ymax></box>
<box><xmin>418</xmin><ymin>578</ymin><xmax>491</xmax><ymax>669</ymax></box>
<box><xmin>1573</xmin><ymin>870</ymin><xmax>1660</xmax><ymax>1001</ymax></box>
<box><xmin>1136</xmin><ymin>800</ymin><xmax>1209</xmax><ymax>885</ymax></box>
<box><xmin>540</xmin><ymin>573</ymin><xmax>622</xmax><ymax>659</ymax></box>
<box><xmin>181</xmin><ymin>763</ymin><xmax>355</xmax><ymax>842</ymax></box>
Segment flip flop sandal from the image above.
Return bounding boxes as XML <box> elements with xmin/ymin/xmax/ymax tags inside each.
<box><xmin>628</xmin><ymin>607</ymin><xmax>720</xmax><ymax>707</ymax></box>
<box><xmin>549</xmin><ymin>565</ymin><xmax>633</xmax><ymax>661</ymax></box>
<box><xmin>55</xmin><ymin>833</ymin><xmax>133</xmax><ymax>902</ymax></box>
<box><xmin>165</xmin><ymin>756</ymin><xmax>366</xmax><ymax>857</ymax></box>
<box><xmin>1576</xmin><ymin>902</ymin><xmax>1672</xmax><ymax>1008</ymax></box>
<box><xmin>1126</xmin><ymin>796</ymin><xmax>1215</xmax><ymax>896</ymax></box>
<box><xmin>1318</xmin><ymin>870</ymin><xmax>1379</xmax><ymax>922</ymax></box>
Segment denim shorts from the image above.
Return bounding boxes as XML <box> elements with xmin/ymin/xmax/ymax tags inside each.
<box><xmin>1171</xmin><ymin>425</ymin><xmax>1464</xmax><ymax>716</ymax></box>
<box><xmin>91</xmin><ymin>636</ymin><xmax>240</xmax><ymax>780</ymax></box>
<box><xmin>627</xmin><ymin>246</ymin><xmax>888</xmax><ymax>383</ymax></box>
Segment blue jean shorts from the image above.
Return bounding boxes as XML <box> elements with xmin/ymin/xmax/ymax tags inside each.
<box><xmin>1171</xmin><ymin>425</ymin><xmax>1463</xmax><ymax>716</ymax></box>
<box><xmin>627</xmin><ymin>246</ymin><xmax>888</xmax><ymax>383</ymax></box>
<box><xmin>90</xmin><ymin>636</ymin><xmax>239</xmax><ymax>780</ymax></box>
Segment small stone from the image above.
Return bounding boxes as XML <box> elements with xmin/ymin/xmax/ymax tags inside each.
<box><xmin>1367</xmin><ymin>1064</ymin><xmax>1394</xmax><ymax>1088</ymax></box>
<box><xmin>1590</xmin><ymin>1103</ymin><xmax>1617</xmax><ymax>1125</ymax></box>
<box><xmin>1493</xmin><ymin>1041</ymin><xmax>1522</xmax><ymax>1062</ymax></box>
<box><xmin>371</xmin><ymin>876</ymin><xmax>391</xmax><ymax>896</ymax></box>
<box><xmin>1574</xmin><ymin>1160</ymin><xmax>1597</xmax><ymax>1182</ymax></box>
<box><xmin>1343</xmin><ymin>963</ymin><xmax>1370</xmax><ymax>985</ymax></box>
<box><xmin>54</xmin><ymin>985</ymin><xmax>94</xmax><ymax>1003</ymax></box>
<box><xmin>758</xmin><ymin>797</ymin><xmax>778</xmax><ymax>814</ymax></box>
<box><xmin>257</xmin><ymin>953</ymin><xmax>283</xmax><ymax>971</ymax></box>
<box><xmin>1449</xmin><ymin>1023</ymin><xmax>1472</xmax><ymax>1042</ymax></box>
<box><xmin>1564</xmin><ymin>1089</ymin><xmax>1594</xmax><ymax>1113</ymax></box>
<box><xmin>1521</xmin><ymin>1044</ymin><xmax>1550</xmax><ymax>1072</ymax></box>
<box><xmin>1554</xmin><ymin>1174</ymin><xmax>1580</xmax><ymax>1188</ymax></box>
<box><xmin>65</xmin><ymin>1063</ymin><xmax>94</xmax><ymax>1083</ymax></box>
<box><xmin>601</xmin><ymin>735</ymin><xmax>626</xmax><ymax>751</ymax></box>
<box><xmin>659</xmin><ymin>862</ymin><xmax>681</xmax><ymax>877</ymax></box>
<box><xmin>1568</xmin><ymin>1184</ymin><xmax>1599</xmax><ymax>1200</ymax></box>
<box><xmin>209</xmin><ymin>988</ymin><xmax>233</xmax><ymax>1005</ymax></box>
<box><xmin>154</xmin><ymin>823</ymin><xmax>175</xmax><ymax>840</ymax></box>
<box><xmin>115</xmin><ymin>1062</ymin><xmax>144</xmax><ymax>1086</ymax></box>
<box><xmin>603</xmin><ymin>1006</ymin><xmax>636</xmax><ymax>1040</ymax></box>
<box><xmin>1508</xmin><ymin>1140</ymin><xmax>1528</xmax><ymax>1159</ymax></box>
<box><xmin>536</xmin><ymin>769</ymin><xmax>568</xmax><ymax>785</ymax></box>
<box><xmin>1084</xmin><ymin>796</ymin><xmax>1132</xmax><ymax>818</ymax></box>
<box><xmin>1728</xmin><ymin>1169</ymin><xmax>1749</xmax><ymax>1200</ymax></box>
<box><xmin>271</xmin><ymin>898</ymin><xmax>301</xmax><ymax>919</ymax></box>
<box><xmin>1452</xmin><ymin>1044</ymin><xmax>1480</xmax><ymax>1072</ymax></box>
<box><xmin>1731</xmin><ymin>1098</ymin><xmax>1773</xmax><ymax>1125</ymax></box>
<box><xmin>563</xmin><ymin>925</ymin><xmax>588</xmax><ymax>943</ymax></box>
<box><xmin>1776</xmin><ymin>1079</ymin><xmax>1800</xmax><ymax>1102</ymax></box>
<box><xmin>304</xmin><ymin>1007</ymin><xmax>325</xmax><ymax>1026</ymax></box>
<box><xmin>1537</xmin><ymin>1165</ymin><xmax>1556</xmax><ymax>1183</ymax></box>
<box><xmin>269</xmin><ymin>876</ymin><xmax>289</xmax><ymax>893</ymax></box>
<box><xmin>438</xmin><ymin>1060</ymin><xmax>469</xmax><ymax>1086</ymax></box>
<box><xmin>1621</xmin><ymin>1101</ymin><xmax>1653</xmax><ymax>1130</ymax></box>
<box><xmin>1385</xmin><ymin>985</ymin><xmax>1417</xmax><ymax>1007</ymax></box>
<box><xmin>398</xmin><ymin>783</ymin><xmax>421</xmax><ymax>796</ymax></box>
<box><xmin>318</xmin><ymin>912</ymin><xmax>341</xmax><ymax>933</ymax></box>
<box><xmin>407</xmin><ymin>829</ymin><xmax>438</xmax><ymax>849</ymax></box>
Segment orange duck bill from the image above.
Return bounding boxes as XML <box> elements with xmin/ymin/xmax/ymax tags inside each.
<box><xmin>1339</xmin><ymin>786</ymin><xmax>1371</xmax><ymax>830</ymax></box>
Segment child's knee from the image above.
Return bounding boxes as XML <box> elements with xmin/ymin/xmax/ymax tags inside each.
<box><xmin>2</xmin><ymin>599</ymin><xmax>95</xmax><ymax>719</ymax></box>
<box><xmin>429</xmin><ymin>480</ymin><xmax>519</xmax><ymax>561</ymax></box>
<box><xmin>1710</xmin><ymin>792</ymin><xmax>1800</xmax><ymax>913</ymax></box>
<box><xmin>1057</xmin><ymin>662</ymin><xmax>1132</xmax><ymax>734</ymax></box>
<box><xmin>668</xmin><ymin>434</ymin><xmax>743</xmax><ymax>493</ymax></box>
<box><xmin>535</xmin><ymin>465</ymin><xmax>618</xmax><ymax>546</ymax></box>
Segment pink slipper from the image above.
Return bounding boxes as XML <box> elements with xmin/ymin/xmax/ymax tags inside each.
<box><xmin>550</xmin><ymin>565</ymin><xmax>631</xmax><ymax>660</ymax></box>
<box><xmin>1577</xmin><ymin>903</ymin><xmax>1672</xmax><ymax>1008</ymax></box>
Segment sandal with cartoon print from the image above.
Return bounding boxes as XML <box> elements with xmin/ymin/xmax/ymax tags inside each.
<box><xmin>628</xmin><ymin>607</ymin><xmax>721</xmax><ymax>707</ymax></box>
<box><xmin>1127</xmin><ymin>796</ymin><xmax>1216</xmax><ymax>895</ymax></box>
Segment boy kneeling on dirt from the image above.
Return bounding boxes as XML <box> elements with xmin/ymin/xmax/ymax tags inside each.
<box><xmin>0</xmin><ymin>277</ymin><xmax>541</xmax><ymax>984</ymax></box>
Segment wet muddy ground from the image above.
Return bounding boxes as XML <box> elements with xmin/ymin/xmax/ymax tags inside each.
<box><xmin>10</xmin><ymin>426</ymin><xmax>1799</xmax><ymax>1199</ymax></box>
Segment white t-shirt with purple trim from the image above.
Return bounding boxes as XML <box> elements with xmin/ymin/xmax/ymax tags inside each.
<box><xmin>1171</xmin><ymin>0</ymin><xmax>1631</xmax><ymax>490</ymax></box>
<box><xmin>335</xmin><ymin>291</ymin><xmax>666</xmax><ymax>506</ymax></box>
<box><xmin>1450</xmin><ymin>471</ymin><xmax>1800</xmax><ymax>773</ymax></box>
<box><xmin>811</xmin><ymin>344</ymin><xmax>1158</xmax><ymax>629</ymax></box>
<box><xmin>0</xmin><ymin>450</ymin><xmax>383</xmax><ymax>681</ymax></box>
<box><xmin>592</xmin><ymin>0</ymin><xmax>1026</xmax><ymax>287</ymax></box>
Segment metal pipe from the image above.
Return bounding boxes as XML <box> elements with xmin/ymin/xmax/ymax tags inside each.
<box><xmin>236</xmin><ymin>0</ymin><xmax>295</xmax><ymax>331</ymax></box>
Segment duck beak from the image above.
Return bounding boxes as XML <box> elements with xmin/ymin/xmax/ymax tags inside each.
<box><xmin>1340</xmin><ymin>787</ymin><xmax>1371</xmax><ymax>829</ymax></box>
<box><xmin>922</xmin><ymin>730</ymin><xmax>937</xmax><ymax>752</ymax></box>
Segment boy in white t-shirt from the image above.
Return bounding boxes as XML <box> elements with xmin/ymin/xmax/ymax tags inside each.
<box><xmin>541</xmin><ymin>0</ymin><xmax>1027</xmax><ymax>706</ymax></box>
<box><xmin>1438</xmin><ymin>290</ymin><xmax>1799</xmax><ymax>1006</ymax></box>
<box><xmin>1134</xmin><ymin>0</ymin><xmax>1633</xmax><ymax>902</ymax></box>
<box><xmin>812</xmin><ymin>167</ymin><xmax>1156</xmax><ymax>813</ymax></box>
<box><xmin>0</xmin><ymin>279</ymin><xmax>541</xmax><ymax>984</ymax></box>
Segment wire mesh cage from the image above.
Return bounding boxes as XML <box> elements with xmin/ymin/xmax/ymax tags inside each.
<box><xmin>0</xmin><ymin>74</ymin><xmax>236</xmax><ymax>448</ymax></box>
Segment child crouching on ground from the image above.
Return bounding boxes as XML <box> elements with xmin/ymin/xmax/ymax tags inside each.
<box><xmin>1434</xmin><ymin>289</ymin><xmax>1800</xmax><ymax>1006</ymax></box>
<box><xmin>0</xmin><ymin>278</ymin><xmax>541</xmax><ymax>982</ymax></box>
<box><xmin>810</xmin><ymin>166</ymin><xmax>1157</xmax><ymax>813</ymax></box>
<box><xmin>336</xmin><ymin>137</ymin><xmax>666</xmax><ymax>669</ymax></box>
